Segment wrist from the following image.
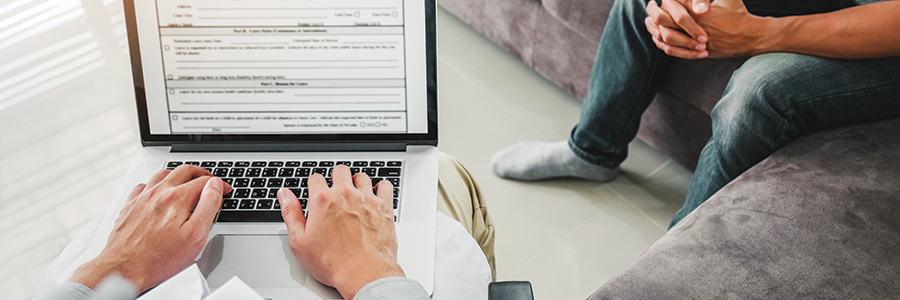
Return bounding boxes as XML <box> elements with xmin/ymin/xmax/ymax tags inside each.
<box><xmin>748</xmin><ymin>16</ymin><xmax>785</xmax><ymax>56</ymax></box>
<box><xmin>70</xmin><ymin>255</ymin><xmax>145</xmax><ymax>293</ymax></box>
<box><xmin>333</xmin><ymin>259</ymin><xmax>405</xmax><ymax>300</ymax></box>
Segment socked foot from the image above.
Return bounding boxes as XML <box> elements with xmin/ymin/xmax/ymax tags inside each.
<box><xmin>491</xmin><ymin>140</ymin><xmax>618</xmax><ymax>182</ymax></box>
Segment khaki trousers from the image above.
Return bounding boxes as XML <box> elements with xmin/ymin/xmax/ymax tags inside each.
<box><xmin>436</xmin><ymin>153</ymin><xmax>496</xmax><ymax>280</ymax></box>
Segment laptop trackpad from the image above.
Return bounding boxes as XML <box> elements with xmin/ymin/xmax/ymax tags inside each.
<box><xmin>197</xmin><ymin>234</ymin><xmax>307</xmax><ymax>290</ymax></box>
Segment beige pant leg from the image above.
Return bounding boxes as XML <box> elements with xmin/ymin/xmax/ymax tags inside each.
<box><xmin>436</xmin><ymin>152</ymin><xmax>496</xmax><ymax>280</ymax></box>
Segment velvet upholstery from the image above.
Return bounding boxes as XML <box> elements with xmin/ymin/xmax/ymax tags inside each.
<box><xmin>588</xmin><ymin>118</ymin><xmax>900</xmax><ymax>299</ymax></box>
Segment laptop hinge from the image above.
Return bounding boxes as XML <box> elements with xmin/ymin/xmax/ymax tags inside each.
<box><xmin>170</xmin><ymin>142</ymin><xmax>407</xmax><ymax>153</ymax></box>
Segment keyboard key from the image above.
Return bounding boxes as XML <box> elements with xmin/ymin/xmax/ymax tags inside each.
<box><xmin>319</xmin><ymin>161</ymin><xmax>335</xmax><ymax>167</ymax></box>
<box><xmin>233</xmin><ymin>178</ymin><xmax>250</xmax><ymax>187</ymax></box>
<box><xmin>295</xmin><ymin>168</ymin><xmax>311</xmax><ymax>176</ymax></box>
<box><xmin>387</xmin><ymin>161</ymin><xmax>402</xmax><ymax>167</ymax></box>
<box><xmin>284</xmin><ymin>178</ymin><xmax>300</xmax><ymax>187</ymax></box>
<box><xmin>256</xmin><ymin>199</ymin><xmax>273</xmax><ymax>209</ymax></box>
<box><xmin>267</xmin><ymin>178</ymin><xmax>283</xmax><ymax>188</ymax></box>
<box><xmin>201</xmin><ymin>162</ymin><xmax>217</xmax><ymax>168</ymax></box>
<box><xmin>393</xmin><ymin>199</ymin><xmax>398</xmax><ymax>209</ymax></box>
<box><xmin>268</xmin><ymin>161</ymin><xmax>284</xmax><ymax>167</ymax></box>
<box><xmin>353</xmin><ymin>161</ymin><xmax>368</xmax><ymax>167</ymax></box>
<box><xmin>229</xmin><ymin>168</ymin><xmax>245</xmax><ymax>177</ymax></box>
<box><xmin>203</xmin><ymin>168</ymin><xmax>213</xmax><ymax>173</ymax></box>
<box><xmin>393</xmin><ymin>188</ymin><xmax>400</xmax><ymax>198</ymax></box>
<box><xmin>350</xmin><ymin>168</ymin><xmax>360</xmax><ymax>174</ymax></box>
<box><xmin>336</xmin><ymin>161</ymin><xmax>352</xmax><ymax>167</ymax></box>
<box><xmin>222</xmin><ymin>178</ymin><xmax>234</xmax><ymax>185</ymax></box>
<box><xmin>262</xmin><ymin>168</ymin><xmax>278</xmax><ymax>177</ymax></box>
<box><xmin>251</xmin><ymin>161</ymin><xmax>267</xmax><ymax>167</ymax></box>
<box><xmin>185</xmin><ymin>161</ymin><xmax>200</xmax><ymax>166</ymax></box>
<box><xmin>378</xmin><ymin>168</ymin><xmax>401</xmax><ymax>177</ymax></box>
<box><xmin>251</xmin><ymin>189</ymin><xmax>267</xmax><ymax>198</ymax></box>
<box><xmin>285</xmin><ymin>161</ymin><xmax>301</xmax><ymax>167</ymax></box>
<box><xmin>302</xmin><ymin>161</ymin><xmax>318</xmax><ymax>167</ymax></box>
<box><xmin>217</xmin><ymin>211</ymin><xmax>283</xmax><ymax>222</ymax></box>
<box><xmin>370</xmin><ymin>161</ymin><xmax>386</xmax><ymax>167</ymax></box>
<box><xmin>278</xmin><ymin>168</ymin><xmax>294</xmax><ymax>177</ymax></box>
<box><xmin>371</xmin><ymin>178</ymin><xmax>382</xmax><ymax>186</ymax></box>
<box><xmin>217</xmin><ymin>161</ymin><xmax>234</xmax><ymax>167</ymax></box>
<box><xmin>223</xmin><ymin>189</ymin><xmax>233</xmax><ymax>199</ymax></box>
<box><xmin>290</xmin><ymin>188</ymin><xmax>302</xmax><ymax>198</ymax></box>
<box><xmin>250</xmin><ymin>178</ymin><xmax>267</xmax><ymax>187</ymax></box>
<box><xmin>386</xmin><ymin>178</ymin><xmax>400</xmax><ymax>187</ymax></box>
<box><xmin>233</xmin><ymin>188</ymin><xmax>250</xmax><ymax>198</ymax></box>
<box><xmin>267</xmin><ymin>189</ymin><xmax>279</xmax><ymax>198</ymax></box>
<box><xmin>301</xmin><ymin>178</ymin><xmax>309</xmax><ymax>187</ymax></box>
<box><xmin>246</xmin><ymin>168</ymin><xmax>262</xmax><ymax>177</ymax></box>
<box><xmin>235</xmin><ymin>161</ymin><xmax>251</xmax><ymax>167</ymax></box>
<box><xmin>167</xmin><ymin>162</ymin><xmax>183</xmax><ymax>168</ymax></box>
<box><xmin>239</xmin><ymin>200</ymin><xmax>256</xmax><ymax>209</ymax></box>
<box><xmin>222</xmin><ymin>199</ymin><xmax>238</xmax><ymax>209</ymax></box>
<box><xmin>213</xmin><ymin>168</ymin><xmax>229</xmax><ymax>177</ymax></box>
<box><xmin>362</xmin><ymin>168</ymin><xmax>377</xmax><ymax>176</ymax></box>
<box><xmin>313</xmin><ymin>168</ymin><xmax>328</xmax><ymax>175</ymax></box>
<box><xmin>273</xmin><ymin>200</ymin><xmax>281</xmax><ymax>209</ymax></box>
<box><xmin>302</xmin><ymin>188</ymin><xmax>309</xmax><ymax>198</ymax></box>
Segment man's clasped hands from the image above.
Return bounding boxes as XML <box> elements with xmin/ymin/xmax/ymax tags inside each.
<box><xmin>644</xmin><ymin>0</ymin><xmax>775</xmax><ymax>59</ymax></box>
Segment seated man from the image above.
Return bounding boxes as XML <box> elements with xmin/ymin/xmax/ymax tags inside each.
<box><xmin>492</xmin><ymin>0</ymin><xmax>900</xmax><ymax>227</ymax></box>
<box><xmin>39</xmin><ymin>154</ymin><xmax>493</xmax><ymax>300</ymax></box>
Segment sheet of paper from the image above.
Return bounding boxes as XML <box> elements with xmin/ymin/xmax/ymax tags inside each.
<box><xmin>205</xmin><ymin>277</ymin><xmax>266</xmax><ymax>300</ymax></box>
<box><xmin>136</xmin><ymin>264</ymin><xmax>210</xmax><ymax>300</ymax></box>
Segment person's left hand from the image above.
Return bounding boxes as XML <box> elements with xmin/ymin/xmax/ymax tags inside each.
<box><xmin>647</xmin><ymin>0</ymin><xmax>772</xmax><ymax>59</ymax></box>
<box><xmin>694</xmin><ymin>0</ymin><xmax>771</xmax><ymax>58</ymax></box>
<box><xmin>69</xmin><ymin>165</ymin><xmax>232</xmax><ymax>293</ymax></box>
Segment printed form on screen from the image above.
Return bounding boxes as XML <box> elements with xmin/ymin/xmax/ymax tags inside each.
<box><xmin>154</xmin><ymin>0</ymin><xmax>414</xmax><ymax>134</ymax></box>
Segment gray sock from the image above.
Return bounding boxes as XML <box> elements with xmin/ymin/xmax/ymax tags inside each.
<box><xmin>491</xmin><ymin>140</ymin><xmax>618</xmax><ymax>182</ymax></box>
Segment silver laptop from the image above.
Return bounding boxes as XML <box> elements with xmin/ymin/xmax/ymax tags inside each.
<box><xmin>121</xmin><ymin>0</ymin><xmax>439</xmax><ymax>298</ymax></box>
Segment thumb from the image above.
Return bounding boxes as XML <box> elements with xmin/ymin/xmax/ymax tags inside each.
<box><xmin>693</xmin><ymin>0</ymin><xmax>709</xmax><ymax>13</ymax></box>
<box><xmin>279</xmin><ymin>188</ymin><xmax>307</xmax><ymax>232</ymax></box>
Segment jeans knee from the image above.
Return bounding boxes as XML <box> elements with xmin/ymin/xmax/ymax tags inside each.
<box><xmin>709</xmin><ymin>54</ymin><xmax>812</xmax><ymax>149</ymax></box>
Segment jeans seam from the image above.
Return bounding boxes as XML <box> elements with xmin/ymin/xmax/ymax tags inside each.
<box><xmin>569</xmin><ymin>139</ymin><xmax>619</xmax><ymax>169</ymax></box>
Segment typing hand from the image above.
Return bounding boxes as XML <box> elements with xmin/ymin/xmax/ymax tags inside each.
<box><xmin>70</xmin><ymin>165</ymin><xmax>232</xmax><ymax>293</ymax></box>
<box><xmin>279</xmin><ymin>165</ymin><xmax>402</xmax><ymax>300</ymax></box>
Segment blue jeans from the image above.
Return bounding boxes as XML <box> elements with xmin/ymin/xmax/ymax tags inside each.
<box><xmin>570</xmin><ymin>0</ymin><xmax>900</xmax><ymax>228</ymax></box>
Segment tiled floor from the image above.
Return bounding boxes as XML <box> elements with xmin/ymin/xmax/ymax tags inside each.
<box><xmin>0</xmin><ymin>2</ymin><xmax>692</xmax><ymax>299</ymax></box>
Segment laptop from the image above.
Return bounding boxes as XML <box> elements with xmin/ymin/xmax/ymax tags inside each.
<box><xmin>120</xmin><ymin>0</ymin><xmax>439</xmax><ymax>298</ymax></box>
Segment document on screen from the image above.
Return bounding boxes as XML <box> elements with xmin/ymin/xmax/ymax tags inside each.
<box><xmin>144</xmin><ymin>0</ymin><xmax>420</xmax><ymax>134</ymax></box>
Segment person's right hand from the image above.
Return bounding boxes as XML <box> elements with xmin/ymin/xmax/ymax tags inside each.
<box><xmin>645</xmin><ymin>0</ymin><xmax>710</xmax><ymax>59</ymax></box>
<box><xmin>278</xmin><ymin>165</ymin><xmax>402</xmax><ymax>300</ymax></box>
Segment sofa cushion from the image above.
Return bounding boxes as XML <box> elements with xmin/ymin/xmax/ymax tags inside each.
<box><xmin>437</xmin><ymin>0</ymin><xmax>542</xmax><ymax>64</ymax></box>
<box><xmin>541</xmin><ymin>0</ymin><xmax>615</xmax><ymax>42</ymax></box>
<box><xmin>588</xmin><ymin>117</ymin><xmax>900</xmax><ymax>299</ymax></box>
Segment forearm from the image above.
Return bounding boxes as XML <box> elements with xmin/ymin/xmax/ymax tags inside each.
<box><xmin>759</xmin><ymin>1</ymin><xmax>900</xmax><ymax>59</ymax></box>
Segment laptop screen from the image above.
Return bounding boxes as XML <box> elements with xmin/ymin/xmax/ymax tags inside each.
<box><xmin>125</xmin><ymin>0</ymin><xmax>436</xmax><ymax>144</ymax></box>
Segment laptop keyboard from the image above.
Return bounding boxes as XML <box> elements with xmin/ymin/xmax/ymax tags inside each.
<box><xmin>165</xmin><ymin>160</ymin><xmax>402</xmax><ymax>222</ymax></box>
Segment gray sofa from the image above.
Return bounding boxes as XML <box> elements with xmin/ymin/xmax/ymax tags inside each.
<box><xmin>588</xmin><ymin>118</ymin><xmax>900</xmax><ymax>298</ymax></box>
<box><xmin>439</xmin><ymin>0</ymin><xmax>900</xmax><ymax>297</ymax></box>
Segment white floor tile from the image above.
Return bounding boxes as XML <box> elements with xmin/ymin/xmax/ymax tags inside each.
<box><xmin>504</xmin><ymin>198</ymin><xmax>665</xmax><ymax>299</ymax></box>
